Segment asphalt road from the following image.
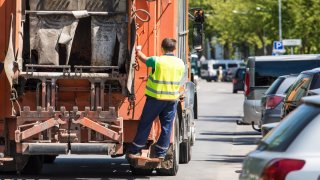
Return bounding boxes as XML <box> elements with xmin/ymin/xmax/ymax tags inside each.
<box><xmin>1</xmin><ymin>81</ymin><xmax>260</xmax><ymax>180</ymax></box>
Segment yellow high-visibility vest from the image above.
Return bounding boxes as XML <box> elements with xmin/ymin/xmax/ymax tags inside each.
<box><xmin>145</xmin><ymin>56</ymin><xmax>185</xmax><ymax>100</ymax></box>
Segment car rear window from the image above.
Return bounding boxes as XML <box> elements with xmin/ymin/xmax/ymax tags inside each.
<box><xmin>257</xmin><ymin>104</ymin><xmax>320</xmax><ymax>152</ymax></box>
<box><xmin>276</xmin><ymin>76</ymin><xmax>297</xmax><ymax>94</ymax></box>
<box><xmin>285</xmin><ymin>73</ymin><xmax>312</xmax><ymax>103</ymax></box>
<box><xmin>213</xmin><ymin>64</ymin><xmax>226</xmax><ymax>69</ymax></box>
<box><xmin>264</xmin><ymin>77</ymin><xmax>285</xmax><ymax>95</ymax></box>
<box><xmin>255</xmin><ymin>60</ymin><xmax>319</xmax><ymax>86</ymax></box>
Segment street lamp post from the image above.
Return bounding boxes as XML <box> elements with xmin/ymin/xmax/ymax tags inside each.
<box><xmin>278</xmin><ymin>0</ymin><xmax>282</xmax><ymax>41</ymax></box>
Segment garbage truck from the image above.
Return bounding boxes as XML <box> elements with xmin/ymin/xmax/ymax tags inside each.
<box><xmin>0</xmin><ymin>0</ymin><xmax>203</xmax><ymax>175</ymax></box>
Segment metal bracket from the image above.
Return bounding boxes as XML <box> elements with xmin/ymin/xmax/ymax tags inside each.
<box><xmin>73</xmin><ymin>117</ymin><xmax>121</xmax><ymax>141</ymax></box>
<box><xmin>15</xmin><ymin>117</ymin><xmax>66</xmax><ymax>142</ymax></box>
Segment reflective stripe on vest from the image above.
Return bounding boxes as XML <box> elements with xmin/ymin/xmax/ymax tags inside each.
<box><xmin>145</xmin><ymin>56</ymin><xmax>185</xmax><ymax>100</ymax></box>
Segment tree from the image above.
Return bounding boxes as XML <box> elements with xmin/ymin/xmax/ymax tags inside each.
<box><xmin>189</xmin><ymin>0</ymin><xmax>320</xmax><ymax>59</ymax></box>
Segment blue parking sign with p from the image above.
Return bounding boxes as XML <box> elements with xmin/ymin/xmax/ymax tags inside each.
<box><xmin>273</xmin><ymin>41</ymin><xmax>283</xmax><ymax>50</ymax></box>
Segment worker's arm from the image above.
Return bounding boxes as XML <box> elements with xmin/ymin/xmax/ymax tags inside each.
<box><xmin>136</xmin><ymin>46</ymin><xmax>148</xmax><ymax>64</ymax></box>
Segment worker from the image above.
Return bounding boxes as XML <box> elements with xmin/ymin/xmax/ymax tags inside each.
<box><xmin>218</xmin><ymin>66</ymin><xmax>223</xmax><ymax>82</ymax></box>
<box><xmin>127</xmin><ymin>38</ymin><xmax>185</xmax><ymax>159</ymax></box>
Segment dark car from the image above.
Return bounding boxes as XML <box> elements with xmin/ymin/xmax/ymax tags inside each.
<box><xmin>281</xmin><ymin>68</ymin><xmax>320</xmax><ymax>118</ymax></box>
<box><xmin>260</xmin><ymin>74</ymin><xmax>297</xmax><ymax>125</ymax></box>
<box><xmin>232</xmin><ymin>67</ymin><xmax>245</xmax><ymax>93</ymax></box>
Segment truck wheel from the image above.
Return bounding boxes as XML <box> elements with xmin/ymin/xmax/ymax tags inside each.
<box><xmin>157</xmin><ymin>117</ymin><xmax>179</xmax><ymax>176</ymax></box>
<box><xmin>179</xmin><ymin>138</ymin><xmax>191</xmax><ymax>164</ymax></box>
<box><xmin>22</xmin><ymin>155</ymin><xmax>43</xmax><ymax>174</ymax></box>
<box><xmin>43</xmin><ymin>155</ymin><xmax>57</xmax><ymax>164</ymax></box>
<box><xmin>130</xmin><ymin>166</ymin><xmax>154</xmax><ymax>176</ymax></box>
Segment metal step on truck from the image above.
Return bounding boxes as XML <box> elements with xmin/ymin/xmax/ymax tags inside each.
<box><xmin>0</xmin><ymin>0</ymin><xmax>204</xmax><ymax>176</ymax></box>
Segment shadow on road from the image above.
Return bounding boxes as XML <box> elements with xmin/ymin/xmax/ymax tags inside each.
<box><xmin>200</xmin><ymin>131</ymin><xmax>260</xmax><ymax>136</ymax></box>
<box><xmin>0</xmin><ymin>158</ymin><xmax>153</xmax><ymax>179</ymax></box>
<box><xmin>198</xmin><ymin>116</ymin><xmax>243</xmax><ymax>123</ymax></box>
<box><xmin>195</xmin><ymin>155</ymin><xmax>246</xmax><ymax>164</ymax></box>
<box><xmin>196</xmin><ymin>137</ymin><xmax>261</xmax><ymax>145</ymax></box>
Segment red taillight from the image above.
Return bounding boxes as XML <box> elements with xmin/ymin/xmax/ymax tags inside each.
<box><xmin>244</xmin><ymin>71</ymin><xmax>250</xmax><ymax>96</ymax></box>
<box><xmin>261</xmin><ymin>159</ymin><xmax>305</xmax><ymax>180</ymax></box>
<box><xmin>266</xmin><ymin>96</ymin><xmax>284</xmax><ymax>109</ymax></box>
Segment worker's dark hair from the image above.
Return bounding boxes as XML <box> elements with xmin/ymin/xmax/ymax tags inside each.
<box><xmin>161</xmin><ymin>38</ymin><xmax>177</xmax><ymax>52</ymax></box>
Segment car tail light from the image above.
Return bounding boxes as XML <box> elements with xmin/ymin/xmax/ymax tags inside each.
<box><xmin>244</xmin><ymin>71</ymin><xmax>250</xmax><ymax>96</ymax></box>
<box><xmin>261</xmin><ymin>159</ymin><xmax>305</xmax><ymax>180</ymax></box>
<box><xmin>266</xmin><ymin>96</ymin><xmax>284</xmax><ymax>109</ymax></box>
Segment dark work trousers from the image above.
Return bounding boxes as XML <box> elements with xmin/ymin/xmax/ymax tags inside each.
<box><xmin>129</xmin><ymin>96</ymin><xmax>178</xmax><ymax>157</ymax></box>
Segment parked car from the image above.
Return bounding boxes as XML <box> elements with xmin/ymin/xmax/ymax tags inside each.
<box><xmin>240</xmin><ymin>95</ymin><xmax>320</xmax><ymax>180</ymax></box>
<box><xmin>260</xmin><ymin>122</ymin><xmax>279</xmax><ymax>137</ymax></box>
<box><xmin>260</xmin><ymin>74</ymin><xmax>297</xmax><ymax>125</ymax></box>
<box><xmin>200</xmin><ymin>60</ymin><xmax>244</xmax><ymax>82</ymax></box>
<box><xmin>242</xmin><ymin>54</ymin><xmax>320</xmax><ymax>129</ymax></box>
<box><xmin>282</xmin><ymin>68</ymin><xmax>320</xmax><ymax>118</ymax></box>
<box><xmin>232</xmin><ymin>67</ymin><xmax>246</xmax><ymax>93</ymax></box>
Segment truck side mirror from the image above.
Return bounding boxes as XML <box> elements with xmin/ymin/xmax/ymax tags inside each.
<box><xmin>192</xmin><ymin>9</ymin><xmax>204</xmax><ymax>51</ymax></box>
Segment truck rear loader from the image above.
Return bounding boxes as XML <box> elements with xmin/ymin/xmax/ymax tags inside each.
<box><xmin>0</xmin><ymin>0</ymin><xmax>202</xmax><ymax>175</ymax></box>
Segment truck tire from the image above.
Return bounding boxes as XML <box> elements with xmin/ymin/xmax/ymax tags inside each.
<box><xmin>130</xmin><ymin>166</ymin><xmax>154</xmax><ymax>176</ymax></box>
<box><xmin>22</xmin><ymin>155</ymin><xmax>43</xmax><ymax>174</ymax></box>
<box><xmin>179</xmin><ymin>138</ymin><xmax>191</xmax><ymax>164</ymax></box>
<box><xmin>43</xmin><ymin>155</ymin><xmax>57</xmax><ymax>164</ymax></box>
<box><xmin>157</xmin><ymin>117</ymin><xmax>179</xmax><ymax>176</ymax></box>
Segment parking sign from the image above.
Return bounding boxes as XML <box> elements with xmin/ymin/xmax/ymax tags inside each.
<box><xmin>273</xmin><ymin>41</ymin><xmax>283</xmax><ymax>50</ymax></box>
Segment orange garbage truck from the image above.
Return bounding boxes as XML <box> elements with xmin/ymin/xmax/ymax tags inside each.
<box><xmin>0</xmin><ymin>0</ymin><xmax>203</xmax><ymax>175</ymax></box>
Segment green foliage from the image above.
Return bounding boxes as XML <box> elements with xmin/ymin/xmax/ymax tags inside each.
<box><xmin>189</xmin><ymin>0</ymin><xmax>320</xmax><ymax>57</ymax></box>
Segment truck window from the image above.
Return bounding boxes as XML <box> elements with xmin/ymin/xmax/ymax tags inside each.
<box><xmin>255</xmin><ymin>60</ymin><xmax>319</xmax><ymax>86</ymax></box>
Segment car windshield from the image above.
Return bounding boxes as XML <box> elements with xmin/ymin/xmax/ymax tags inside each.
<box><xmin>257</xmin><ymin>104</ymin><xmax>320</xmax><ymax>152</ymax></box>
<box><xmin>285</xmin><ymin>73</ymin><xmax>312</xmax><ymax>103</ymax></box>
<box><xmin>264</xmin><ymin>77</ymin><xmax>285</xmax><ymax>95</ymax></box>
<box><xmin>255</xmin><ymin>60</ymin><xmax>319</xmax><ymax>86</ymax></box>
<box><xmin>213</xmin><ymin>64</ymin><xmax>226</xmax><ymax>69</ymax></box>
<box><xmin>201</xmin><ymin>64</ymin><xmax>208</xmax><ymax>69</ymax></box>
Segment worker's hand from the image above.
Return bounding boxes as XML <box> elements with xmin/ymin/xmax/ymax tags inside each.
<box><xmin>136</xmin><ymin>45</ymin><xmax>142</xmax><ymax>52</ymax></box>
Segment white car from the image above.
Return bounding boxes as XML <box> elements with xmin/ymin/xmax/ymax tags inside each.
<box><xmin>240</xmin><ymin>96</ymin><xmax>320</xmax><ymax>180</ymax></box>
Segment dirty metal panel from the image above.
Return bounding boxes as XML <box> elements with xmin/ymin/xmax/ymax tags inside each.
<box><xmin>90</xmin><ymin>0</ymin><xmax>128</xmax><ymax>67</ymax></box>
<box><xmin>29</xmin><ymin>0</ymin><xmax>79</xmax><ymax>65</ymax></box>
<box><xmin>29</xmin><ymin>0</ymin><xmax>84</xmax><ymax>11</ymax></box>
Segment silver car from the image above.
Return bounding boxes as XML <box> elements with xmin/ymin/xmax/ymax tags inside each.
<box><xmin>240</xmin><ymin>96</ymin><xmax>320</xmax><ymax>180</ymax></box>
<box><xmin>242</xmin><ymin>54</ymin><xmax>320</xmax><ymax>130</ymax></box>
<box><xmin>260</xmin><ymin>75</ymin><xmax>297</xmax><ymax>125</ymax></box>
